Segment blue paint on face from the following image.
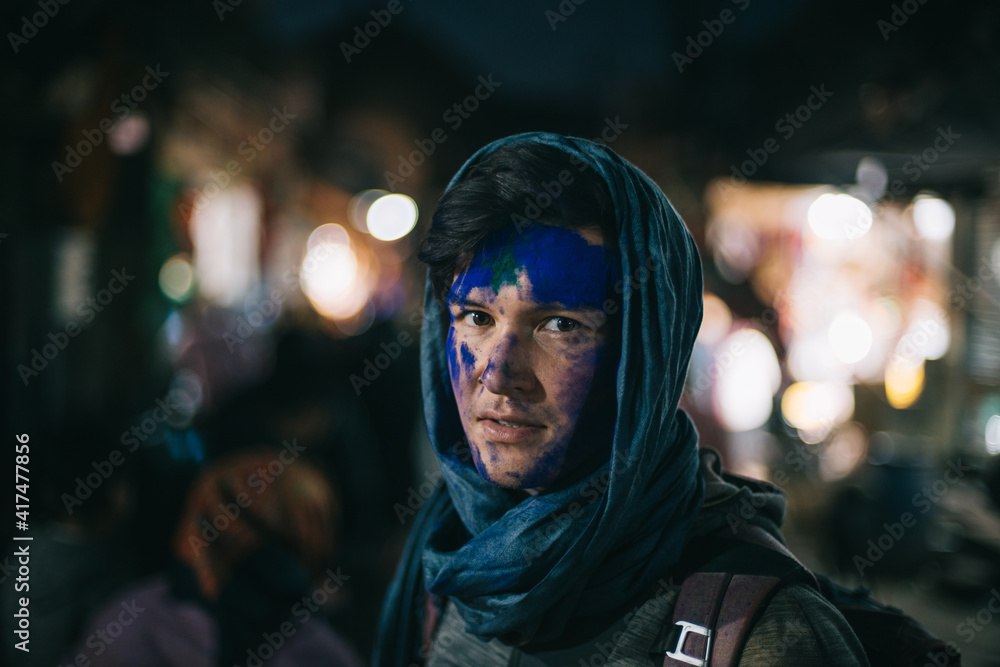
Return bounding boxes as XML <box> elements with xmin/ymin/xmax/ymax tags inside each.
<box><xmin>482</xmin><ymin>333</ymin><xmax>517</xmax><ymax>384</ymax></box>
<box><xmin>459</xmin><ymin>342</ymin><xmax>476</xmax><ymax>381</ymax></box>
<box><xmin>470</xmin><ymin>443</ymin><xmax>488</xmax><ymax>479</ymax></box>
<box><xmin>446</xmin><ymin>326</ymin><xmax>461</xmax><ymax>386</ymax></box>
<box><xmin>446</xmin><ymin>222</ymin><xmax>622</xmax><ymax>491</ymax></box>
<box><xmin>449</xmin><ymin>224</ymin><xmax>616</xmax><ymax>310</ymax></box>
<box><xmin>509</xmin><ymin>435</ymin><xmax>563</xmax><ymax>484</ymax></box>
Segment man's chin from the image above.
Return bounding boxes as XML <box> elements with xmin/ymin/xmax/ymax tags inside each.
<box><xmin>472</xmin><ymin>459</ymin><xmax>524</xmax><ymax>488</ymax></box>
<box><xmin>478</xmin><ymin>468</ymin><xmax>555</xmax><ymax>490</ymax></box>
<box><xmin>470</xmin><ymin>450</ymin><xmax>560</xmax><ymax>490</ymax></box>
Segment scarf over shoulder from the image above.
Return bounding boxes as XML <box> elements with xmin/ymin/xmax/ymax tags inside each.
<box><xmin>375</xmin><ymin>131</ymin><xmax>705</xmax><ymax>664</ymax></box>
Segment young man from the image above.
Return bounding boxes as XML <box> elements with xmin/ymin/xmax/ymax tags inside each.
<box><xmin>375</xmin><ymin>133</ymin><xmax>868</xmax><ymax>665</ymax></box>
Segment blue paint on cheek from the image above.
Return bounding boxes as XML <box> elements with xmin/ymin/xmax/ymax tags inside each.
<box><xmin>446</xmin><ymin>327</ymin><xmax>460</xmax><ymax>386</ymax></box>
<box><xmin>525</xmin><ymin>444</ymin><xmax>562</xmax><ymax>484</ymax></box>
<box><xmin>470</xmin><ymin>445</ymin><xmax>492</xmax><ymax>483</ymax></box>
<box><xmin>557</xmin><ymin>376</ymin><xmax>591</xmax><ymax>412</ymax></box>
<box><xmin>459</xmin><ymin>342</ymin><xmax>476</xmax><ymax>381</ymax></box>
<box><xmin>560</xmin><ymin>350</ymin><xmax>602</xmax><ymax>413</ymax></box>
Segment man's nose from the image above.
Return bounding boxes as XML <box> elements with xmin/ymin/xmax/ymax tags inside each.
<box><xmin>480</xmin><ymin>332</ymin><xmax>536</xmax><ymax>395</ymax></box>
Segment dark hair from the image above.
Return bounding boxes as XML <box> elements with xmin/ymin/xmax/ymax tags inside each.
<box><xmin>419</xmin><ymin>142</ymin><xmax>617</xmax><ymax>300</ymax></box>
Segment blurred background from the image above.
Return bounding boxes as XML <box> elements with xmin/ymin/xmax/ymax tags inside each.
<box><xmin>2</xmin><ymin>0</ymin><xmax>1000</xmax><ymax>664</ymax></box>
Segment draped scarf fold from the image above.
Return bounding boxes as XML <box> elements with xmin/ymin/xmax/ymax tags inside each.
<box><xmin>375</xmin><ymin>132</ymin><xmax>705</xmax><ymax>664</ymax></box>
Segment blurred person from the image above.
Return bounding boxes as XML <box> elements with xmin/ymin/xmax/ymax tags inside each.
<box><xmin>62</xmin><ymin>449</ymin><xmax>365</xmax><ymax>667</ymax></box>
<box><xmin>375</xmin><ymin>133</ymin><xmax>869</xmax><ymax>665</ymax></box>
<box><xmin>2</xmin><ymin>419</ymin><xmax>136</xmax><ymax>667</ymax></box>
<box><xmin>202</xmin><ymin>326</ymin><xmax>419</xmax><ymax>655</ymax></box>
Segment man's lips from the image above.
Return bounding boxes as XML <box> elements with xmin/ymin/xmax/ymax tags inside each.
<box><xmin>478</xmin><ymin>411</ymin><xmax>544</xmax><ymax>428</ymax></box>
<box><xmin>478</xmin><ymin>411</ymin><xmax>545</xmax><ymax>444</ymax></box>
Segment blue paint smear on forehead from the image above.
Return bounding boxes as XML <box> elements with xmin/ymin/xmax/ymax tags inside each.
<box><xmin>450</xmin><ymin>224</ymin><xmax>616</xmax><ymax>309</ymax></box>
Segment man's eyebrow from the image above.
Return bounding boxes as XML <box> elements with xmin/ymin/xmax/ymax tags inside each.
<box><xmin>446</xmin><ymin>295</ymin><xmax>488</xmax><ymax>308</ymax></box>
<box><xmin>532</xmin><ymin>301</ymin><xmax>605</xmax><ymax>314</ymax></box>
<box><xmin>446</xmin><ymin>296</ymin><xmax>605</xmax><ymax>315</ymax></box>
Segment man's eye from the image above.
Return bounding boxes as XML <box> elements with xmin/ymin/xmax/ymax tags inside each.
<box><xmin>462</xmin><ymin>311</ymin><xmax>493</xmax><ymax>327</ymax></box>
<box><xmin>543</xmin><ymin>317</ymin><xmax>581</xmax><ymax>333</ymax></box>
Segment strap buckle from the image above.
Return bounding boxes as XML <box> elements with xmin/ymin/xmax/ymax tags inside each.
<box><xmin>665</xmin><ymin>620</ymin><xmax>712</xmax><ymax>666</ymax></box>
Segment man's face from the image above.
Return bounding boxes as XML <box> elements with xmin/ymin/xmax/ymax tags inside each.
<box><xmin>446</xmin><ymin>223</ymin><xmax>615</xmax><ymax>489</ymax></box>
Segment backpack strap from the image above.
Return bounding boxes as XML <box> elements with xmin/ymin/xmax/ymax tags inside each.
<box><xmin>660</xmin><ymin>573</ymin><xmax>782</xmax><ymax>667</ymax></box>
<box><xmin>655</xmin><ymin>524</ymin><xmax>816</xmax><ymax>666</ymax></box>
<box><xmin>662</xmin><ymin>572</ymin><xmax>731</xmax><ymax>666</ymax></box>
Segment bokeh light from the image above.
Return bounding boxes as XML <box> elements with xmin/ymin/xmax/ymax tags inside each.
<box><xmin>828</xmin><ymin>310</ymin><xmax>873</xmax><ymax>364</ymax></box>
<box><xmin>903</xmin><ymin>300</ymin><xmax>949</xmax><ymax>361</ymax></box>
<box><xmin>787</xmin><ymin>333</ymin><xmax>848</xmax><ymax>382</ymax></box>
<box><xmin>108</xmin><ymin>113</ymin><xmax>151</xmax><ymax>155</ymax></box>
<box><xmin>781</xmin><ymin>381</ymin><xmax>855</xmax><ymax>436</ymax></box>
<box><xmin>885</xmin><ymin>357</ymin><xmax>925</xmax><ymax>409</ymax></box>
<box><xmin>912</xmin><ymin>195</ymin><xmax>955</xmax><ymax>241</ymax></box>
<box><xmin>697</xmin><ymin>293</ymin><xmax>733</xmax><ymax>346</ymax></box>
<box><xmin>714</xmin><ymin>329</ymin><xmax>781</xmax><ymax>432</ymax></box>
<box><xmin>189</xmin><ymin>185</ymin><xmax>262</xmax><ymax>306</ymax></box>
<box><xmin>299</xmin><ymin>224</ymin><xmax>371</xmax><ymax>319</ymax></box>
<box><xmin>367</xmin><ymin>193</ymin><xmax>418</xmax><ymax>241</ymax></box>
<box><xmin>158</xmin><ymin>254</ymin><xmax>195</xmax><ymax>303</ymax></box>
<box><xmin>985</xmin><ymin>415</ymin><xmax>1000</xmax><ymax>455</ymax></box>
<box><xmin>820</xmin><ymin>422</ymin><xmax>868</xmax><ymax>481</ymax></box>
<box><xmin>348</xmin><ymin>189</ymin><xmax>388</xmax><ymax>234</ymax></box>
<box><xmin>855</xmin><ymin>157</ymin><xmax>888</xmax><ymax>200</ymax></box>
<box><xmin>807</xmin><ymin>193</ymin><xmax>872</xmax><ymax>241</ymax></box>
<box><xmin>709</xmin><ymin>217</ymin><xmax>761</xmax><ymax>283</ymax></box>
